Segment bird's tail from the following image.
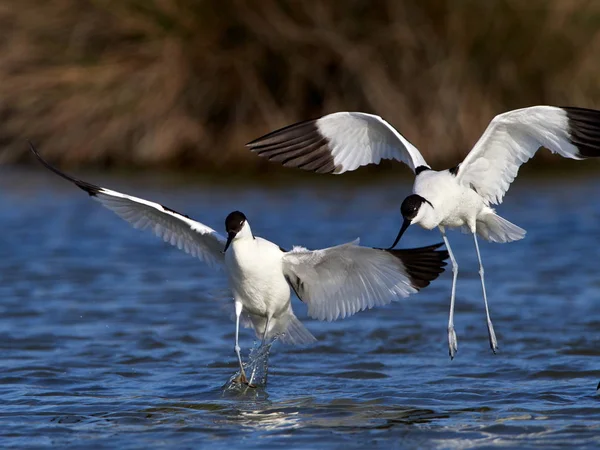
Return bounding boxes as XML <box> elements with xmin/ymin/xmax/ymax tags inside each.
<box><xmin>476</xmin><ymin>211</ymin><xmax>526</xmax><ymax>243</ymax></box>
<box><xmin>274</xmin><ymin>311</ymin><xmax>317</xmax><ymax>346</ymax></box>
<box><xmin>248</xmin><ymin>309</ymin><xmax>317</xmax><ymax>346</ymax></box>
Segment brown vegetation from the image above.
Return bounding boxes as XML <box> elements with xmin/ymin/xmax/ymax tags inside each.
<box><xmin>1</xmin><ymin>0</ymin><xmax>600</xmax><ymax>171</ymax></box>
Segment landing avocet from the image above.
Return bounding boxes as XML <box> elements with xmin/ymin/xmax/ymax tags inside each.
<box><xmin>247</xmin><ymin>105</ymin><xmax>600</xmax><ymax>358</ymax></box>
<box><xmin>30</xmin><ymin>143</ymin><xmax>449</xmax><ymax>384</ymax></box>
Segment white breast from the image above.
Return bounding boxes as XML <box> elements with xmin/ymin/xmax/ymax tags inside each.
<box><xmin>224</xmin><ymin>237</ymin><xmax>290</xmax><ymax>317</ymax></box>
<box><xmin>413</xmin><ymin>170</ymin><xmax>485</xmax><ymax>229</ymax></box>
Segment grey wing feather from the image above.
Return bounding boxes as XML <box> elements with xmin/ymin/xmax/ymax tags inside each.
<box><xmin>95</xmin><ymin>192</ymin><xmax>226</xmax><ymax>267</ymax></box>
<box><xmin>457</xmin><ymin>106</ymin><xmax>600</xmax><ymax>204</ymax></box>
<box><xmin>29</xmin><ymin>142</ymin><xmax>226</xmax><ymax>268</ymax></box>
<box><xmin>247</xmin><ymin>112</ymin><xmax>428</xmax><ymax>174</ymax></box>
<box><xmin>281</xmin><ymin>240</ymin><xmax>448</xmax><ymax>321</ymax></box>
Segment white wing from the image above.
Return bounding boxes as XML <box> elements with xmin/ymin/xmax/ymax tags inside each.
<box><xmin>456</xmin><ymin>106</ymin><xmax>600</xmax><ymax>205</ymax></box>
<box><xmin>30</xmin><ymin>143</ymin><xmax>226</xmax><ymax>268</ymax></box>
<box><xmin>247</xmin><ymin>112</ymin><xmax>428</xmax><ymax>174</ymax></box>
<box><xmin>281</xmin><ymin>240</ymin><xmax>448</xmax><ymax>322</ymax></box>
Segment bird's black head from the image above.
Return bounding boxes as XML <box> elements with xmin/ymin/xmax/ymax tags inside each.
<box><xmin>223</xmin><ymin>211</ymin><xmax>247</xmax><ymax>253</ymax></box>
<box><xmin>225</xmin><ymin>210</ymin><xmax>246</xmax><ymax>234</ymax></box>
<box><xmin>400</xmin><ymin>194</ymin><xmax>430</xmax><ymax>221</ymax></box>
<box><xmin>388</xmin><ymin>195</ymin><xmax>433</xmax><ymax>250</ymax></box>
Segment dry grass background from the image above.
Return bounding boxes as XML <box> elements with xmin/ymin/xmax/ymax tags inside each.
<box><xmin>1</xmin><ymin>0</ymin><xmax>600</xmax><ymax>171</ymax></box>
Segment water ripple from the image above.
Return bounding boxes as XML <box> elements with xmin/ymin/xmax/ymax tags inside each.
<box><xmin>0</xmin><ymin>172</ymin><xmax>599</xmax><ymax>448</ymax></box>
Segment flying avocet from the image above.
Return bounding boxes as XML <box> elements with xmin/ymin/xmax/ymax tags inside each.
<box><xmin>30</xmin><ymin>143</ymin><xmax>449</xmax><ymax>384</ymax></box>
<box><xmin>247</xmin><ymin>105</ymin><xmax>600</xmax><ymax>358</ymax></box>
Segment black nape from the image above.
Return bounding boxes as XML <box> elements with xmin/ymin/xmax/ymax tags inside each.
<box><xmin>415</xmin><ymin>165</ymin><xmax>431</xmax><ymax>175</ymax></box>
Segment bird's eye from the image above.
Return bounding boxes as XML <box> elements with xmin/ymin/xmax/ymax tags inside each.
<box><xmin>239</xmin><ymin>220</ymin><xmax>244</xmax><ymax>226</ymax></box>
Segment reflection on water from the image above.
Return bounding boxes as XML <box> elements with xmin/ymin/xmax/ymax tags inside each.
<box><xmin>0</xmin><ymin>169</ymin><xmax>599</xmax><ymax>449</ymax></box>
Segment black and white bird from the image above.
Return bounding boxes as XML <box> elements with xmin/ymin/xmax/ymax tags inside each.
<box><xmin>30</xmin><ymin>143</ymin><xmax>449</xmax><ymax>384</ymax></box>
<box><xmin>246</xmin><ymin>105</ymin><xmax>600</xmax><ymax>359</ymax></box>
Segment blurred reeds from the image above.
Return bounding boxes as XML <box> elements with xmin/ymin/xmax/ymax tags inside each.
<box><xmin>2</xmin><ymin>0</ymin><xmax>600</xmax><ymax>171</ymax></box>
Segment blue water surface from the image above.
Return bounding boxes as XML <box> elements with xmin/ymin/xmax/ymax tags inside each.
<box><xmin>0</xmin><ymin>168</ymin><xmax>598</xmax><ymax>449</ymax></box>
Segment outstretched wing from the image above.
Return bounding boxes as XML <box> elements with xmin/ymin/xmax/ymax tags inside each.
<box><xmin>456</xmin><ymin>106</ymin><xmax>600</xmax><ymax>205</ymax></box>
<box><xmin>281</xmin><ymin>240</ymin><xmax>448</xmax><ymax>322</ymax></box>
<box><xmin>247</xmin><ymin>112</ymin><xmax>428</xmax><ymax>174</ymax></box>
<box><xmin>30</xmin><ymin>143</ymin><xmax>226</xmax><ymax>268</ymax></box>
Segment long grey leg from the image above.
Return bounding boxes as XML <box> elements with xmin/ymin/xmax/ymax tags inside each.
<box><xmin>472</xmin><ymin>233</ymin><xmax>498</xmax><ymax>353</ymax></box>
<box><xmin>439</xmin><ymin>226</ymin><xmax>458</xmax><ymax>359</ymax></box>
<box><xmin>234</xmin><ymin>301</ymin><xmax>248</xmax><ymax>382</ymax></box>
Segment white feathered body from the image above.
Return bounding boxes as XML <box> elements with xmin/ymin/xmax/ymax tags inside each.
<box><xmin>413</xmin><ymin>170</ymin><xmax>485</xmax><ymax>230</ymax></box>
<box><xmin>413</xmin><ymin>170</ymin><xmax>526</xmax><ymax>243</ymax></box>
<box><xmin>225</xmin><ymin>236</ymin><xmax>290</xmax><ymax>319</ymax></box>
<box><xmin>224</xmin><ymin>231</ymin><xmax>316</xmax><ymax>345</ymax></box>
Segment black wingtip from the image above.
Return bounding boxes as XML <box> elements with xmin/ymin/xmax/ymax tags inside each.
<box><xmin>28</xmin><ymin>141</ymin><xmax>101</xmax><ymax>196</ymax></box>
<box><xmin>383</xmin><ymin>242</ymin><xmax>449</xmax><ymax>289</ymax></box>
<box><xmin>561</xmin><ymin>106</ymin><xmax>600</xmax><ymax>158</ymax></box>
<box><xmin>246</xmin><ymin>118</ymin><xmax>320</xmax><ymax>148</ymax></box>
<box><xmin>245</xmin><ymin>119</ymin><xmax>341</xmax><ymax>174</ymax></box>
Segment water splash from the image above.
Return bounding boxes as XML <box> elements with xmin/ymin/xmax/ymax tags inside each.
<box><xmin>222</xmin><ymin>340</ymin><xmax>274</xmax><ymax>393</ymax></box>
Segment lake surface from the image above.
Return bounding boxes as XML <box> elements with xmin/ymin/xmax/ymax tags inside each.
<box><xmin>1</xmin><ymin>168</ymin><xmax>599</xmax><ymax>449</ymax></box>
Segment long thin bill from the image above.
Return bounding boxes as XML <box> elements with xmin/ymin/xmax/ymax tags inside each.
<box><xmin>223</xmin><ymin>231</ymin><xmax>236</xmax><ymax>253</ymax></box>
<box><xmin>387</xmin><ymin>218</ymin><xmax>411</xmax><ymax>250</ymax></box>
